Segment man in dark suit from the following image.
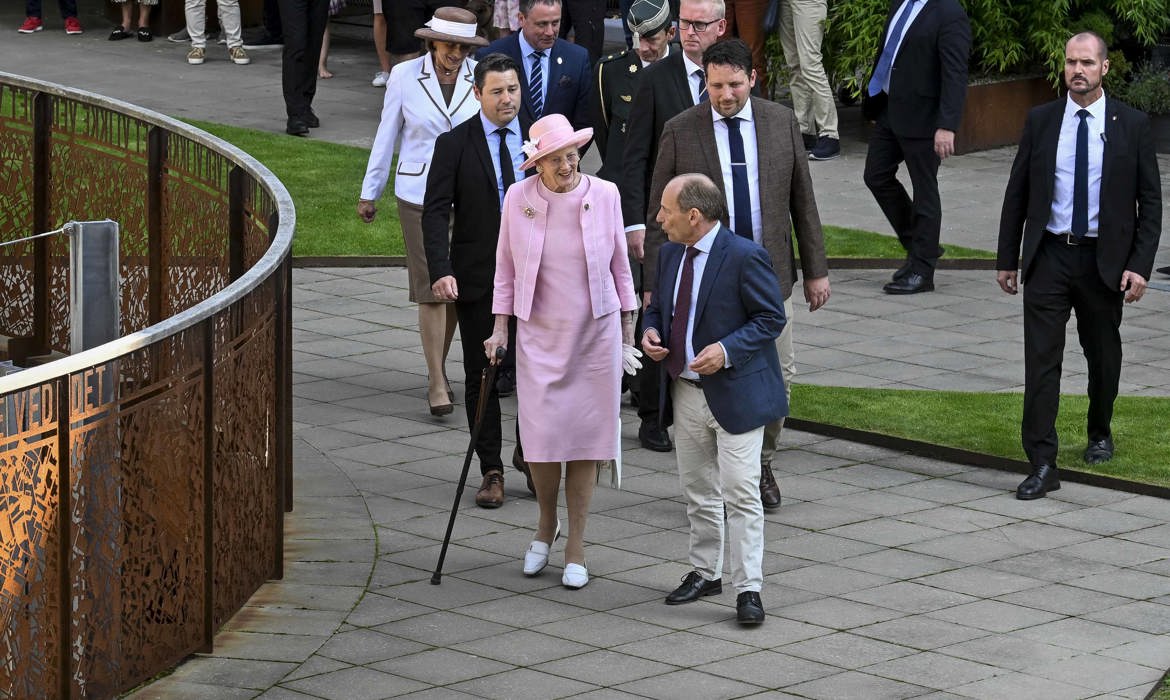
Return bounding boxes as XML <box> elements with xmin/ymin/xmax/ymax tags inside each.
<box><xmin>646</xmin><ymin>39</ymin><xmax>830</xmax><ymax>511</ymax></box>
<box><xmin>996</xmin><ymin>32</ymin><xmax>1161</xmax><ymax>500</ymax></box>
<box><xmin>861</xmin><ymin>0</ymin><xmax>970</xmax><ymax>294</ymax></box>
<box><xmin>422</xmin><ymin>53</ymin><xmax>532</xmax><ymax>509</ymax></box>
<box><xmin>477</xmin><ymin>0</ymin><xmax>592</xmax><ymax>132</ymax></box>
<box><xmin>620</xmin><ymin>0</ymin><xmax>726</xmax><ymax>452</ymax></box>
<box><xmin>279</xmin><ymin>0</ymin><xmax>330</xmax><ymax>135</ymax></box>
<box><xmin>643</xmin><ymin>173</ymin><xmax>786</xmax><ymax>625</ymax></box>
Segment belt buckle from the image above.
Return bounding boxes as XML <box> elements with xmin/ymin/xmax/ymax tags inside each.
<box><xmin>1063</xmin><ymin>233</ymin><xmax>1080</xmax><ymax>246</ymax></box>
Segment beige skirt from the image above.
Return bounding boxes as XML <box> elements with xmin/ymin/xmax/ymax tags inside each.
<box><xmin>396</xmin><ymin>197</ymin><xmax>451</xmax><ymax>304</ymax></box>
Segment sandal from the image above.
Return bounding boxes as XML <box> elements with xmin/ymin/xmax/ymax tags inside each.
<box><xmin>136</xmin><ymin>26</ymin><xmax>152</xmax><ymax>42</ymax></box>
<box><xmin>108</xmin><ymin>25</ymin><xmax>131</xmax><ymax>40</ymax></box>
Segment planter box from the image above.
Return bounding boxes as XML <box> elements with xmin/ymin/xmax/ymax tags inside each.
<box><xmin>955</xmin><ymin>76</ymin><xmax>1057</xmax><ymax>155</ymax></box>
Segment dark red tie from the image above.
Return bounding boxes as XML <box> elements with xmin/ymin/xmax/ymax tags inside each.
<box><xmin>667</xmin><ymin>247</ymin><xmax>700</xmax><ymax>380</ymax></box>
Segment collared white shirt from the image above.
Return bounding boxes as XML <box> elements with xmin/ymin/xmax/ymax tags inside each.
<box><xmin>517</xmin><ymin>31</ymin><xmax>550</xmax><ymax>106</ymax></box>
<box><xmin>879</xmin><ymin>0</ymin><xmax>930</xmax><ymax>94</ymax></box>
<box><xmin>683</xmin><ymin>51</ymin><xmax>705</xmax><ymax>105</ymax></box>
<box><xmin>711</xmin><ymin>101</ymin><xmax>763</xmax><ymax>245</ymax></box>
<box><xmin>480</xmin><ymin>112</ymin><xmax>525</xmax><ymax>208</ymax></box>
<box><xmin>1047</xmin><ymin>92</ymin><xmax>1106</xmax><ymax>237</ymax></box>
<box><xmin>672</xmin><ymin>222</ymin><xmax>722</xmax><ymax>380</ymax></box>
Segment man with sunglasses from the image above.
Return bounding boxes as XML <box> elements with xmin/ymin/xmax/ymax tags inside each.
<box><xmin>620</xmin><ymin>0</ymin><xmax>726</xmax><ymax>456</ymax></box>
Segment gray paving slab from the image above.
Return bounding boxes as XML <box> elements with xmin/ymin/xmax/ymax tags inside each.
<box><xmin>10</xmin><ymin>11</ymin><xmax>1169</xmax><ymax>697</ymax></box>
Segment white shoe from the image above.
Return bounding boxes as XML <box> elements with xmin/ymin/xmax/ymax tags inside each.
<box><xmin>562</xmin><ymin>563</ymin><xmax>589</xmax><ymax>589</ymax></box>
<box><xmin>522</xmin><ymin>521</ymin><xmax>559</xmax><ymax>576</ymax></box>
<box><xmin>372</xmin><ymin>71</ymin><xmax>390</xmax><ymax>87</ymax></box>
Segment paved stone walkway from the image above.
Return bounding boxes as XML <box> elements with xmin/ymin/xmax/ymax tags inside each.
<box><xmin>3</xmin><ymin>8</ymin><xmax>1169</xmax><ymax>698</ymax></box>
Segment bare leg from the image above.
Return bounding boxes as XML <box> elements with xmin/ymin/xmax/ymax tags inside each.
<box><xmin>121</xmin><ymin>3</ymin><xmax>132</xmax><ymax>27</ymax></box>
<box><xmin>563</xmin><ymin>459</ymin><xmax>597</xmax><ymax>565</ymax></box>
<box><xmin>138</xmin><ymin>4</ymin><xmax>151</xmax><ymax>27</ymax></box>
<box><xmin>418</xmin><ymin>302</ymin><xmax>454</xmax><ymax>410</ymax></box>
<box><xmin>528</xmin><ymin>461</ymin><xmax>561</xmax><ymax>544</ymax></box>
<box><xmin>372</xmin><ymin>12</ymin><xmax>390</xmax><ymax>73</ymax></box>
<box><xmin>318</xmin><ymin>27</ymin><xmax>332</xmax><ymax>78</ymax></box>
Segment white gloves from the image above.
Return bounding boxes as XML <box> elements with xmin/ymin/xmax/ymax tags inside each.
<box><xmin>622</xmin><ymin>344</ymin><xmax>643</xmax><ymax>376</ymax></box>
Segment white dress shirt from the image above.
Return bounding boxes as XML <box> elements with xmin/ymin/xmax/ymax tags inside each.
<box><xmin>711</xmin><ymin>101</ymin><xmax>763</xmax><ymax>245</ymax></box>
<box><xmin>518</xmin><ymin>31</ymin><xmax>550</xmax><ymax>107</ymax></box>
<box><xmin>879</xmin><ymin>0</ymin><xmax>930</xmax><ymax>94</ymax></box>
<box><xmin>1046</xmin><ymin>93</ymin><xmax>1106</xmax><ymax>237</ymax></box>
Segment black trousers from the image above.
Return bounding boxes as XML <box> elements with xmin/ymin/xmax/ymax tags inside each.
<box><xmin>1022</xmin><ymin>236</ymin><xmax>1124</xmax><ymax>467</ymax></box>
<box><xmin>279</xmin><ymin>0</ymin><xmax>329</xmax><ymax>118</ymax></box>
<box><xmin>863</xmin><ymin>112</ymin><xmax>943</xmax><ymax>277</ymax></box>
<box><xmin>263</xmin><ymin>0</ymin><xmax>283</xmax><ymax>39</ymax></box>
<box><xmin>455</xmin><ymin>294</ymin><xmax>505</xmax><ymax>475</ymax></box>
<box><xmin>26</xmin><ymin>0</ymin><xmax>77</xmax><ymax>17</ymax></box>
<box><xmin>559</xmin><ymin>0</ymin><xmax>605</xmax><ymax>64</ymax></box>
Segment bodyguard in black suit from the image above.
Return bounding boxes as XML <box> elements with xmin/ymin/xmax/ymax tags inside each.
<box><xmin>423</xmin><ymin>54</ymin><xmax>531</xmax><ymax>509</ymax></box>
<box><xmin>278</xmin><ymin>0</ymin><xmax>329</xmax><ymax>135</ymax></box>
<box><xmin>476</xmin><ymin>0</ymin><xmax>593</xmax><ymax>133</ymax></box>
<box><xmin>861</xmin><ymin>0</ymin><xmax>970</xmax><ymax>294</ymax></box>
<box><xmin>997</xmin><ymin>33</ymin><xmax>1162</xmax><ymax>500</ymax></box>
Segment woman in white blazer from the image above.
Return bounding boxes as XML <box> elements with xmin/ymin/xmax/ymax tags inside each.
<box><xmin>357</xmin><ymin>7</ymin><xmax>487</xmax><ymax>416</ymax></box>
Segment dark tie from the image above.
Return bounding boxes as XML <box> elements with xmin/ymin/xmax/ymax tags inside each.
<box><xmin>529</xmin><ymin>52</ymin><xmax>545</xmax><ymax>118</ymax></box>
<box><xmin>725</xmin><ymin>117</ymin><xmax>753</xmax><ymax>241</ymax></box>
<box><xmin>495</xmin><ymin>127</ymin><xmax>516</xmax><ymax>194</ymax></box>
<box><xmin>667</xmin><ymin>246</ymin><xmax>701</xmax><ymax>380</ymax></box>
<box><xmin>867</xmin><ymin>0</ymin><xmax>918</xmax><ymax>97</ymax></box>
<box><xmin>1072</xmin><ymin>108</ymin><xmax>1090</xmax><ymax>238</ymax></box>
<box><xmin>696</xmin><ymin>68</ymin><xmax>708</xmax><ymax>103</ymax></box>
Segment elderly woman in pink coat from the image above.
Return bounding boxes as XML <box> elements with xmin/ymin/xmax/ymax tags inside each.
<box><xmin>484</xmin><ymin>114</ymin><xmax>641</xmax><ymax>590</ymax></box>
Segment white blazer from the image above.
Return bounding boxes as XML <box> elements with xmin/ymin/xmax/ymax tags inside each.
<box><xmin>360</xmin><ymin>52</ymin><xmax>480</xmax><ymax>205</ymax></box>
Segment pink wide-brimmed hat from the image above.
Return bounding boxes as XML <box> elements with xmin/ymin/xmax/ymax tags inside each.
<box><xmin>519</xmin><ymin>114</ymin><xmax>593</xmax><ymax>171</ymax></box>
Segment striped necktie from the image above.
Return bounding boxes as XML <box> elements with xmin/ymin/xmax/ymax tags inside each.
<box><xmin>529</xmin><ymin>51</ymin><xmax>545</xmax><ymax>118</ymax></box>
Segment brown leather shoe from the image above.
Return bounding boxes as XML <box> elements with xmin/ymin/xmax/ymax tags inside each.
<box><xmin>512</xmin><ymin>445</ymin><xmax>535</xmax><ymax>495</ymax></box>
<box><xmin>475</xmin><ymin>470</ymin><xmax>505</xmax><ymax>508</ymax></box>
<box><xmin>760</xmin><ymin>463</ymin><xmax>781</xmax><ymax>511</ymax></box>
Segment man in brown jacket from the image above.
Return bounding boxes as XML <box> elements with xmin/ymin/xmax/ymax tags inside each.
<box><xmin>645</xmin><ymin>39</ymin><xmax>830</xmax><ymax>510</ymax></box>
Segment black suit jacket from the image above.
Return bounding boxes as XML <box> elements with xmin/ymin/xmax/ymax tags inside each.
<box><xmin>997</xmin><ymin>97</ymin><xmax>1162</xmax><ymax>288</ymax></box>
<box><xmin>476</xmin><ymin>35</ymin><xmax>592</xmax><ymax>132</ymax></box>
<box><xmin>422</xmin><ymin>113</ymin><xmax>531</xmax><ymax>302</ymax></box>
<box><xmin>620</xmin><ymin>50</ymin><xmax>694</xmax><ymax>227</ymax></box>
<box><xmin>861</xmin><ymin>0</ymin><xmax>970</xmax><ymax>138</ymax></box>
<box><xmin>592</xmin><ymin>48</ymin><xmax>642</xmax><ymax>184</ymax></box>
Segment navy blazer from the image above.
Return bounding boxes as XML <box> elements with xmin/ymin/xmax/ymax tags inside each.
<box><xmin>644</xmin><ymin>227</ymin><xmax>788</xmax><ymax>434</ymax></box>
<box><xmin>477</xmin><ymin>35</ymin><xmax>592</xmax><ymax>132</ymax></box>
<box><xmin>997</xmin><ymin>97</ymin><xmax>1162</xmax><ymax>288</ymax></box>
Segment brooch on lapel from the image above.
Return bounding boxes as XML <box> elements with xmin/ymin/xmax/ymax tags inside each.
<box><xmin>523</xmin><ymin>206</ymin><xmax>535</xmax><ymax>218</ymax></box>
<box><xmin>628</xmin><ymin>65</ymin><xmax>637</xmax><ymax>73</ymax></box>
<box><xmin>557</xmin><ymin>56</ymin><xmax>563</xmax><ymax>65</ymax></box>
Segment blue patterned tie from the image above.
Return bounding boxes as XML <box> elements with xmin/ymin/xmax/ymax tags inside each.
<box><xmin>725</xmin><ymin>117</ymin><xmax>753</xmax><ymax>240</ymax></box>
<box><xmin>696</xmin><ymin>69</ymin><xmax>708</xmax><ymax>104</ymax></box>
<box><xmin>529</xmin><ymin>51</ymin><xmax>545</xmax><ymax>118</ymax></box>
<box><xmin>867</xmin><ymin>0</ymin><xmax>918</xmax><ymax>97</ymax></box>
<box><xmin>1072</xmin><ymin>109</ymin><xmax>1090</xmax><ymax>237</ymax></box>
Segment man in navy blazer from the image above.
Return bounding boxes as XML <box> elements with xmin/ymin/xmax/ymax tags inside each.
<box><xmin>642</xmin><ymin>173</ymin><xmax>786</xmax><ymax>625</ymax></box>
<box><xmin>996</xmin><ymin>33</ymin><xmax>1161</xmax><ymax>500</ymax></box>
<box><xmin>476</xmin><ymin>0</ymin><xmax>592</xmax><ymax>133</ymax></box>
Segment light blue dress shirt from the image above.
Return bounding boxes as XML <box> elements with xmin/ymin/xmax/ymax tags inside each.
<box><xmin>1046</xmin><ymin>93</ymin><xmax>1106</xmax><ymax>238</ymax></box>
<box><xmin>480</xmin><ymin>112</ymin><xmax>525</xmax><ymax>207</ymax></box>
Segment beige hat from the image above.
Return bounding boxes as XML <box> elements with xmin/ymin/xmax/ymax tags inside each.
<box><xmin>414</xmin><ymin>7</ymin><xmax>489</xmax><ymax>48</ymax></box>
<box><xmin>519</xmin><ymin>114</ymin><xmax>594</xmax><ymax>171</ymax></box>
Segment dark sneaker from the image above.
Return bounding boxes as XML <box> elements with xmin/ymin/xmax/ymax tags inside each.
<box><xmin>809</xmin><ymin>136</ymin><xmax>841</xmax><ymax>161</ymax></box>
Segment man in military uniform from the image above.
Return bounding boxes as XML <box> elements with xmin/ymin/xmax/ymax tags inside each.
<box><xmin>592</xmin><ymin>0</ymin><xmax>677</xmax><ymax>452</ymax></box>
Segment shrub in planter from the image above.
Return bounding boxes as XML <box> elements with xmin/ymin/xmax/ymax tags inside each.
<box><xmin>1115</xmin><ymin>61</ymin><xmax>1170</xmax><ymax>113</ymax></box>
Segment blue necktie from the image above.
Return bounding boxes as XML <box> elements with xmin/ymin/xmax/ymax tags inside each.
<box><xmin>529</xmin><ymin>52</ymin><xmax>544</xmax><ymax>118</ymax></box>
<box><xmin>1072</xmin><ymin>109</ymin><xmax>1090</xmax><ymax>237</ymax></box>
<box><xmin>725</xmin><ymin>117</ymin><xmax>753</xmax><ymax>241</ymax></box>
<box><xmin>867</xmin><ymin>0</ymin><xmax>918</xmax><ymax>97</ymax></box>
<box><xmin>696</xmin><ymin>69</ymin><xmax>708</xmax><ymax>104</ymax></box>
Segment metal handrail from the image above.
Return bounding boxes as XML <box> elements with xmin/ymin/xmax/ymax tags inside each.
<box><xmin>0</xmin><ymin>70</ymin><xmax>296</xmax><ymax>394</ymax></box>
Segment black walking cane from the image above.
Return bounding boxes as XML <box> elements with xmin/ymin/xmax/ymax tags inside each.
<box><xmin>431</xmin><ymin>346</ymin><xmax>506</xmax><ymax>585</ymax></box>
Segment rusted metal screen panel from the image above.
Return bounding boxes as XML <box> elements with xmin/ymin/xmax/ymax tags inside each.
<box><xmin>0</xmin><ymin>381</ymin><xmax>64</xmax><ymax>697</ymax></box>
<box><xmin>211</xmin><ymin>279</ymin><xmax>277</xmax><ymax>626</ymax></box>
<box><xmin>0</xmin><ymin>84</ymin><xmax>37</xmax><ymax>344</ymax></box>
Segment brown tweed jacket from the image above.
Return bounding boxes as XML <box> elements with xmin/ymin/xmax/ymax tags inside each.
<box><xmin>644</xmin><ymin>96</ymin><xmax>828</xmax><ymax>298</ymax></box>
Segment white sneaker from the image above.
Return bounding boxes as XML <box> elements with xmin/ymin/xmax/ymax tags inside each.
<box><xmin>372</xmin><ymin>71</ymin><xmax>390</xmax><ymax>87</ymax></box>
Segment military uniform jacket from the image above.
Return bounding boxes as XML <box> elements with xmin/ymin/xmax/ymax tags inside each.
<box><xmin>592</xmin><ymin>48</ymin><xmax>643</xmax><ymax>184</ymax></box>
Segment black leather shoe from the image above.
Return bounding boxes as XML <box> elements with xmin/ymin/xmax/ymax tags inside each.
<box><xmin>1016</xmin><ymin>464</ymin><xmax>1060</xmax><ymax>500</ymax></box>
<box><xmin>285</xmin><ymin>117</ymin><xmax>309</xmax><ymax>136</ymax></box>
<box><xmin>736</xmin><ymin>591</ymin><xmax>765</xmax><ymax>624</ymax></box>
<box><xmin>512</xmin><ymin>444</ymin><xmax>534</xmax><ymax>495</ymax></box>
<box><xmin>1084</xmin><ymin>437</ymin><xmax>1114</xmax><ymax>464</ymax></box>
<box><xmin>883</xmin><ymin>272</ymin><xmax>935</xmax><ymax>295</ymax></box>
<box><xmin>665</xmin><ymin>571</ymin><xmax>722</xmax><ymax>605</ymax></box>
<box><xmin>760</xmin><ymin>463</ymin><xmax>781</xmax><ymax>510</ymax></box>
<box><xmin>303</xmin><ymin>108</ymin><xmax>320</xmax><ymax>128</ymax></box>
<box><xmin>496</xmin><ymin>367</ymin><xmax>515</xmax><ymax>397</ymax></box>
<box><xmin>639</xmin><ymin>421</ymin><xmax>673</xmax><ymax>452</ymax></box>
<box><xmin>892</xmin><ymin>261</ymin><xmax>912</xmax><ymax>281</ymax></box>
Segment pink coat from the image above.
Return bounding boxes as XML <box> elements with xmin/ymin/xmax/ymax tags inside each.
<box><xmin>492</xmin><ymin>175</ymin><xmax>638</xmax><ymax>320</ymax></box>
